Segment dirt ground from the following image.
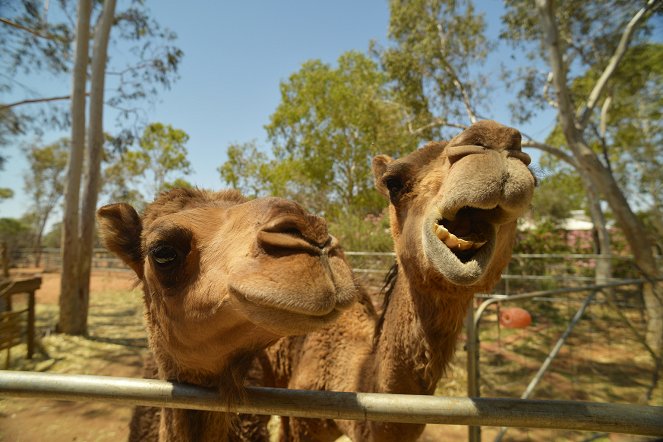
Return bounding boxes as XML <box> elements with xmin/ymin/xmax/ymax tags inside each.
<box><xmin>1</xmin><ymin>271</ymin><xmax>143</xmax><ymax>442</ymax></box>
<box><xmin>1</xmin><ymin>271</ymin><xmax>660</xmax><ymax>441</ymax></box>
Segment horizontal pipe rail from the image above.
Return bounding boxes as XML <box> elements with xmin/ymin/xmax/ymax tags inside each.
<box><xmin>1</xmin><ymin>371</ymin><xmax>662</xmax><ymax>436</ymax></box>
<box><xmin>473</xmin><ymin>278</ymin><xmax>645</xmax><ymax>328</ymax></box>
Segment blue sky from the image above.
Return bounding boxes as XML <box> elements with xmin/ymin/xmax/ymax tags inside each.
<box><xmin>1</xmin><ymin>1</ymin><xmax>554</xmax><ymax>222</ymax></box>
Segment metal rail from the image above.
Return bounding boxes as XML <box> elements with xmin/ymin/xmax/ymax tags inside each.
<box><xmin>466</xmin><ymin>278</ymin><xmax>657</xmax><ymax>442</ymax></box>
<box><xmin>493</xmin><ymin>289</ymin><xmax>599</xmax><ymax>442</ymax></box>
<box><xmin>1</xmin><ymin>371</ymin><xmax>662</xmax><ymax>436</ymax></box>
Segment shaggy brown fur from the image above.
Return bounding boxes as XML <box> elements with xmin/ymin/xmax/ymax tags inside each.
<box><xmin>242</xmin><ymin>120</ymin><xmax>536</xmax><ymax>441</ymax></box>
<box><xmin>97</xmin><ymin>188</ymin><xmax>359</xmax><ymax>442</ymax></box>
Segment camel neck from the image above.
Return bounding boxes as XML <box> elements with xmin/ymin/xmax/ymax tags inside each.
<box><xmin>153</xmin><ymin>352</ymin><xmax>251</xmax><ymax>442</ymax></box>
<box><xmin>370</xmin><ymin>266</ymin><xmax>474</xmax><ymax>395</ymax></box>
<box><xmin>159</xmin><ymin>407</ymin><xmax>230</xmax><ymax>442</ymax></box>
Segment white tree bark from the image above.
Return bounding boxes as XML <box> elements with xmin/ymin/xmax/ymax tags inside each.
<box><xmin>536</xmin><ymin>0</ymin><xmax>662</xmax><ymax>391</ymax></box>
<box><xmin>58</xmin><ymin>0</ymin><xmax>91</xmax><ymax>335</ymax></box>
<box><xmin>77</xmin><ymin>0</ymin><xmax>118</xmax><ymax>334</ymax></box>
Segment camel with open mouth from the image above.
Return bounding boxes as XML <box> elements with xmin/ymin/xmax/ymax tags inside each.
<box><xmin>255</xmin><ymin>120</ymin><xmax>536</xmax><ymax>441</ymax></box>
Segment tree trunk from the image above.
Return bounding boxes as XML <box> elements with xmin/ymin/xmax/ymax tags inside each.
<box><xmin>579</xmin><ymin>174</ymin><xmax>612</xmax><ymax>285</ymax></box>
<box><xmin>77</xmin><ymin>0</ymin><xmax>117</xmax><ymax>335</ymax></box>
<box><xmin>33</xmin><ymin>211</ymin><xmax>51</xmax><ymax>269</ymax></box>
<box><xmin>58</xmin><ymin>0</ymin><xmax>91</xmax><ymax>335</ymax></box>
<box><xmin>1</xmin><ymin>241</ymin><xmax>9</xmax><ymax>279</ymax></box>
<box><xmin>536</xmin><ymin>0</ymin><xmax>662</xmax><ymax>394</ymax></box>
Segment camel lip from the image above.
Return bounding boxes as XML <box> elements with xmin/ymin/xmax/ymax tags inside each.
<box><xmin>229</xmin><ymin>286</ymin><xmax>343</xmax><ymax>331</ymax></box>
<box><xmin>422</xmin><ymin>208</ymin><xmax>497</xmax><ymax>286</ymax></box>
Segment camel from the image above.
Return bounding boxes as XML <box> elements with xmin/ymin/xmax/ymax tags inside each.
<box><xmin>96</xmin><ymin>188</ymin><xmax>358</xmax><ymax>442</ymax></box>
<box><xmin>248</xmin><ymin>120</ymin><xmax>536</xmax><ymax>441</ymax></box>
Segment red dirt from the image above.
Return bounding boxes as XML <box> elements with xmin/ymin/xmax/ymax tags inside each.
<box><xmin>1</xmin><ymin>270</ymin><xmax>141</xmax><ymax>442</ymax></box>
<box><xmin>0</xmin><ymin>270</ymin><xmax>656</xmax><ymax>441</ymax></box>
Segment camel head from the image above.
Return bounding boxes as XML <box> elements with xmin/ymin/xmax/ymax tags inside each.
<box><xmin>97</xmin><ymin>188</ymin><xmax>357</xmax><ymax>378</ymax></box>
<box><xmin>373</xmin><ymin>120</ymin><xmax>535</xmax><ymax>292</ymax></box>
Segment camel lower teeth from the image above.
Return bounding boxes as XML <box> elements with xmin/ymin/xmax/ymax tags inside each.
<box><xmin>434</xmin><ymin>224</ymin><xmax>486</xmax><ymax>251</ymax></box>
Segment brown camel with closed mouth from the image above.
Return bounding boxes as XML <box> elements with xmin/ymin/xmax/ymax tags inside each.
<box><xmin>245</xmin><ymin>120</ymin><xmax>536</xmax><ymax>441</ymax></box>
<box><xmin>97</xmin><ymin>188</ymin><xmax>358</xmax><ymax>442</ymax></box>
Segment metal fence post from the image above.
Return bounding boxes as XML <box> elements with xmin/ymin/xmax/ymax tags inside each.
<box><xmin>466</xmin><ymin>304</ymin><xmax>481</xmax><ymax>442</ymax></box>
<box><xmin>493</xmin><ymin>290</ymin><xmax>599</xmax><ymax>442</ymax></box>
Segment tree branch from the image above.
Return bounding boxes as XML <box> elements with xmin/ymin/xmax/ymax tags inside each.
<box><xmin>437</xmin><ymin>23</ymin><xmax>478</xmax><ymax>124</ymax></box>
<box><xmin>1</xmin><ymin>93</ymin><xmax>90</xmax><ymax>110</ymax></box>
<box><xmin>535</xmin><ymin>0</ymin><xmax>587</xmax><ymax>153</ymax></box>
<box><xmin>520</xmin><ymin>135</ymin><xmax>578</xmax><ymax>168</ymax></box>
<box><xmin>409</xmin><ymin>118</ymin><xmax>467</xmax><ymax>136</ymax></box>
<box><xmin>599</xmin><ymin>95</ymin><xmax>612</xmax><ymax>140</ymax></box>
<box><xmin>542</xmin><ymin>71</ymin><xmax>558</xmax><ymax>108</ymax></box>
<box><xmin>576</xmin><ymin>0</ymin><xmax>661</xmax><ymax>130</ymax></box>
<box><xmin>0</xmin><ymin>17</ymin><xmax>61</xmax><ymax>41</ymax></box>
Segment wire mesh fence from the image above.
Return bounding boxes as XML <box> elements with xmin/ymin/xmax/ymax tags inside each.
<box><xmin>3</xmin><ymin>249</ymin><xmax>663</xmax><ymax>440</ymax></box>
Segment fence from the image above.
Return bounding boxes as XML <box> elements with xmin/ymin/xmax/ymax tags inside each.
<box><xmin>11</xmin><ymin>248</ymin><xmax>661</xmax><ymax>281</ymax></box>
<box><xmin>465</xmin><ymin>279</ymin><xmax>659</xmax><ymax>442</ymax></box>
<box><xmin>1</xmin><ymin>371</ymin><xmax>661</xmax><ymax>436</ymax></box>
<box><xmin>5</xmin><ymin>250</ymin><xmax>663</xmax><ymax>439</ymax></box>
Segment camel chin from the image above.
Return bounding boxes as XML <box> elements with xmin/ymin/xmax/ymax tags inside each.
<box><xmin>229</xmin><ymin>289</ymin><xmax>344</xmax><ymax>336</ymax></box>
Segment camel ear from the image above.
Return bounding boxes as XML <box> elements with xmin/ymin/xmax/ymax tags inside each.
<box><xmin>97</xmin><ymin>203</ymin><xmax>144</xmax><ymax>278</ymax></box>
<box><xmin>372</xmin><ymin>155</ymin><xmax>393</xmax><ymax>197</ymax></box>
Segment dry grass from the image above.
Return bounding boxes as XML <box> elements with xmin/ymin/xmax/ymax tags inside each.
<box><xmin>1</xmin><ymin>272</ymin><xmax>660</xmax><ymax>442</ymax></box>
<box><xmin>0</xmin><ymin>274</ymin><xmax>145</xmax><ymax>442</ymax></box>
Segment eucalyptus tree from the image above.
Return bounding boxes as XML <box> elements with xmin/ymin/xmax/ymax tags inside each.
<box><xmin>218</xmin><ymin>141</ymin><xmax>271</xmax><ymax>199</ymax></box>
<box><xmin>23</xmin><ymin>138</ymin><xmax>69</xmax><ymax>266</ymax></box>
<box><xmin>376</xmin><ymin>0</ymin><xmax>494</xmax><ymax>139</ymax></box>
<box><xmin>265</xmin><ymin>51</ymin><xmax>416</xmax><ymax>216</ymax></box>
<box><xmin>2</xmin><ymin>0</ymin><xmax>183</xmax><ymax>334</ymax></box>
<box><xmin>500</xmin><ymin>0</ymin><xmax>663</xmax><ymax>387</ymax></box>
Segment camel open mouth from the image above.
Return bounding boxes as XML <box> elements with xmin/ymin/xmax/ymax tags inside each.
<box><xmin>434</xmin><ymin>207</ymin><xmax>493</xmax><ymax>263</ymax></box>
<box><xmin>422</xmin><ymin>204</ymin><xmax>498</xmax><ymax>285</ymax></box>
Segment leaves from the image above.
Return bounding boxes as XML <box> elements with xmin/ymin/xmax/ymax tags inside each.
<box><xmin>1</xmin><ymin>0</ymin><xmax>184</xmax><ymax>143</ymax></box>
<box><xmin>103</xmin><ymin>122</ymin><xmax>192</xmax><ymax>205</ymax></box>
<box><xmin>377</xmin><ymin>0</ymin><xmax>493</xmax><ymax>133</ymax></box>
<box><xmin>262</xmin><ymin>51</ymin><xmax>417</xmax><ymax>216</ymax></box>
<box><xmin>22</xmin><ymin>138</ymin><xmax>69</xmax><ymax>247</ymax></box>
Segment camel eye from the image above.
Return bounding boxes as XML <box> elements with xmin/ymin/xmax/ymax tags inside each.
<box><xmin>384</xmin><ymin>175</ymin><xmax>404</xmax><ymax>195</ymax></box>
<box><xmin>151</xmin><ymin>244</ymin><xmax>178</xmax><ymax>266</ymax></box>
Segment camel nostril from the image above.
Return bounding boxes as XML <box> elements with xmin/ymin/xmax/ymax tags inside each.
<box><xmin>447</xmin><ymin>145</ymin><xmax>486</xmax><ymax>164</ymax></box>
<box><xmin>259</xmin><ymin>216</ymin><xmax>327</xmax><ymax>255</ymax></box>
<box><xmin>506</xmin><ymin>149</ymin><xmax>531</xmax><ymax>166</ymax></box>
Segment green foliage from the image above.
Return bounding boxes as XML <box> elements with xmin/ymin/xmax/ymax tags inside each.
<box><xmin>601</xmin><ymin>44</ymin><xmax>663</xmax><ymax>214</ymax></box>
<box><xmin>267</xmin><ymin>51</ymin><xmax>416</xmax><ymax>216</ymax></box>
<box><xmin>501</xmin><ymin>0</ymin><xmax>657</xmax><ymax>122</ymax></box>
<box><xmin>41</xmin><ymin>221</ymin><xmax>62</xmax><ymax>249</ymax></box>
<box><xmin>0</xmin><ymin>188</ymin><xmax>13</xmax><ymax>201</ymax></box>
<box><xmin>533</xmin><ymin>42</ymin><xmax>663</xmax><ymax>243</ymax></box>
<box><xmin>515</xmin><ymin>219</ymin><xmax>577</xmax><ymax>255</ymax></box>
<box><xmin>0</xmin><ymin>217</ymin><xmax>32</xmax><ymax>254</ymax></box>
<box><xmin>23</xmin><ymin>138</ymin><xmax>69</xmax><ymax>244</ymax></box>
<box><xmin>327</xmin><ymin>209</ymin><xmax>393</xmax><ymax>253</ymax></box>
<box><xmin>137</xmin><ymin>123</ymin><xmax>192</xmax><ymax>195</ymax></box>
<box><xmin>531</xmin><ymin>168</ymin><xmax>586</xmax><ymax>225</ymax></box>
<box><xmin>1</xmin><ymin>0</ymin><xmax>183</xmax><ymax>148</ymax></box>
<box><xmin>377</xmin><ymin>0</ymin><xmax>493</xmax><ymax>135</ymax></box>
<box><xmin>220</xmin><ymin>51</ymin><xmax>417</xmax><ymax>217</ymax></box>
<box><xmin>162</xmin><ymin>178</ymin><xmax>194</xmax><ymax>192</ymax></box>
<box><xmin>103</xmin><ymin>122</ymin><xmax>192</xmax><ymax>205</ymax></box>
<box><xmin>218</xmin><ymin>141</ymin><xmax>271</xmax><ymax>198</ymax></box>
